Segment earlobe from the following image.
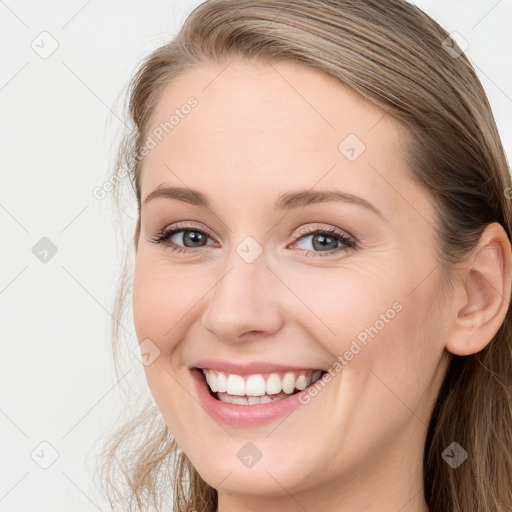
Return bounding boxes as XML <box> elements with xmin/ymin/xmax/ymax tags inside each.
<box><xmin>445</xmin><ymin>222</ymin><xmax>512</xmax><ymax>356</ymax></box>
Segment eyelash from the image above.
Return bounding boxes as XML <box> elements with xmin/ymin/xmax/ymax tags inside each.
<box><xmin>149</xmin><ymin>222</ymin><xmax>357</xmax><ymax>257</ymax></box>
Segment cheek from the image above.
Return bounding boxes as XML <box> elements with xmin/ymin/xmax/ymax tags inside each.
<box><xmin>132</xmin><ymin>258</ymin><xmax>202</xmax><ymax>433</ymax></box>
<box><xmin>281</xmin><ymin>263</ymin><xmax>404</xmax><ymax>355</ymax></box>
<box><xmin>331</xmin><ymin>270</ymin><xmax>445</xmax><ymax>414</ymax></box>
<box><xmin>132</xmin><ymin>255</ymin><xmax>197</xmax><ymax>354</ymax></box>
<box><xmin>287</xmin><ymin>262</ymin><xmax>440</xmax><ymax>388</ymax></box>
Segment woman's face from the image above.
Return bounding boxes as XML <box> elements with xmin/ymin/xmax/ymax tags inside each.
<box><xmin>133</xmin><ymin>59</ymin><xmax>451</xmax><ymax>505</ymax></box>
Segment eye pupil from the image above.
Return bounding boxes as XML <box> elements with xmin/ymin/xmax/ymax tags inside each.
<box><xmin>312</xmin><ymin>234</ymin><xmax>338</xmax><ymax>251</ymax></box>
<box><xmin>184</xmin><ymin>231</ymin><xmax>207</xmax><ymax>247</ymax></box>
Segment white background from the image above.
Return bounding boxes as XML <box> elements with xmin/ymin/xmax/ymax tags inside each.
<box><xmin>1</xmin><ymin>1</ymin><xmax>511</xmax><ymax>510</ymax></box>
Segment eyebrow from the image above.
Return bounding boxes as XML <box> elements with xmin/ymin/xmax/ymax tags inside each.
<box><xmin>143</xmin><ymin>185</ymin><xmax>383</xmax><ymax>218</ymax></box>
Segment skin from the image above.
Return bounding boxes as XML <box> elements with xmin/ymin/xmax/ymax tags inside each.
<box><xmin>132</xmin><ymin>59</ymin><xmax>512</xmax><ymax>512</ymax></box>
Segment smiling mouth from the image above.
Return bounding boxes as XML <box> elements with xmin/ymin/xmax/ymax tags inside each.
<box><xmin>196</xmin><ymin>367</ymin><xmax>327</xmax><ymax>406</ymax></box>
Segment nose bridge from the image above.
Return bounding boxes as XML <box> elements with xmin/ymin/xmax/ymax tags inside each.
<box><xmin>201</xmin><ymin>238</ymin><xmax>282</xmax><ymax>340</ymax></box>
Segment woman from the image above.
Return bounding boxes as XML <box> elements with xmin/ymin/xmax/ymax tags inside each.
<box><xmin>98</xmin><ymin>1</ymin><xmax>512</xmax><ymax>511</ymax></box>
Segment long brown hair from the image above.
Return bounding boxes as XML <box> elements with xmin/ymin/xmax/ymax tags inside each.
<box><xmin>96</xmin><ymin>1</ymin><xmax>512</xmax><ymax>511</ymax></box>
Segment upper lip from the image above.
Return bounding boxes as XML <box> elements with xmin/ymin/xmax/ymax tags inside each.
<box><xmin>191</xmin><ymin>359</ymin><xmax>325</xmax><ymax>376</ymax></box>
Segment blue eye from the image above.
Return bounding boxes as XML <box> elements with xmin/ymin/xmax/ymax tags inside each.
<box><xmin>150</xmin><ymin>224</ymin><xmax>215</xmax><ymax>253</ymax></box>
<box><xmin>289</xmin><ymin>227</ymin><xmax>356</xmax><ymax>257</ymax></box>
<box><xmin>150</xmin><ymin>223</ymin><xmax>357</xmax><ymax>257</ymax></box>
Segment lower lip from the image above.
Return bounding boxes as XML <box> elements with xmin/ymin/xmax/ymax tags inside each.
<box><xmin>191</xmin><ymin>368</ymin><xmax>313</xmax><ymax>427</ymax></box>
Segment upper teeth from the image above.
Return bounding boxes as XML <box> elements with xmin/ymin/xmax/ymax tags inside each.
<box><xmin>202</xmin><ymin>369</ymin><xmax>323</xmax><ymax>396</ymax></box>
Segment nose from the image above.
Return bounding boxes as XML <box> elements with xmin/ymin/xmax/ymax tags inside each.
<box><xmin>201</xmin><ymin>249</ymin><xmax>284</xmax><ymax>342</ymax></box>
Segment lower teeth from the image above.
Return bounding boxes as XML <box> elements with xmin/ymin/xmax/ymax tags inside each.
<box><xmin>216</xmin><ymin>390</ymin><xmax>295</xmax><ymax>405</ymax></box>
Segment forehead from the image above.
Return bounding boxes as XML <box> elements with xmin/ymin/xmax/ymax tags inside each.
<box><xmin>140</xmin><ymin>59</ymin><xmax>431</xmax><ymax>226</ymax></box>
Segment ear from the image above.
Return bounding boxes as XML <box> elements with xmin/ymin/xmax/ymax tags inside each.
<box><xmin>445</xmin><ymin>222</ymin><xmax>512</xmax><ymax>356</ymax></box>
